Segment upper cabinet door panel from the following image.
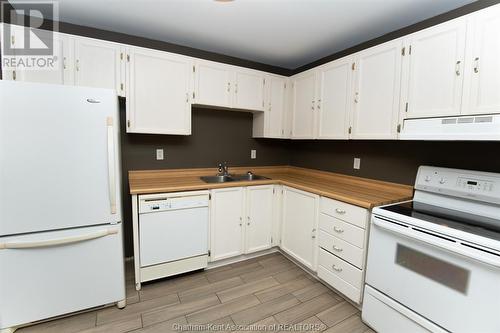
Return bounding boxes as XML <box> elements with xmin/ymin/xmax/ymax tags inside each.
<box><xmin>317</xmin><ymin>57</ymin><xmax>353</xmax><ymax>139</ymax></box>
<box><xmin>405</xmin><ymin>19</ymin><xmax>467</xmax><ymax>118</ymax></box>
<box><xmin>14</xmin><ymin>30</ymin><xmax>73</xmax><ymax>85</ymax></box>
<box><xmin>267</xmin><ymin>76</ymin><xmax>286</xmax><ymax>138</ymax></box>
<box><xmin>351</xmin><ymin>40</ymin><xmax>402</xmax><ymax>139</ymax></box>
<box><xmin>74</xmin><ymin>38</ymin><xmax>123</xmax><ymax>95</ymax></box>
<box><xmin>292</xmin><ymin>71</ymin><xmax>316</xmax><ymax>139</ymax></box>
<box><xmin>194</xmin><ymin>61</ymin><xmax>233</xmax><ymax>108</ymax></box>
<box><xmin>234</xmin><ymin>69</ymin><xmax>264</xmax><ymax>111</ymax></box>
<box><xmin>464</xmin><ymin>6</ymin><xmax>500</xmax><ymax>115</ymax></box>
<box><xmin>126</xmin><ymin>48</ymin><xmax>192</xmax><ymax>135</ymax></box>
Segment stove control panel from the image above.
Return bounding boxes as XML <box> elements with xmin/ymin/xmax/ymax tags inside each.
<box><xmin>415</xmin><ymin>166</ymin><xmax>500</xmax><ymax>204</ymax></box>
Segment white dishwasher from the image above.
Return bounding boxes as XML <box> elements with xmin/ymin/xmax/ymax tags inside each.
<box><xmin>138</xmin><ymin>191</ymin><xmax>209</xmax><ymax>282</ymax></box>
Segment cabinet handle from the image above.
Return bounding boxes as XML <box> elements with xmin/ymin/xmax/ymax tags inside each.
<box><xmin>239</xmin><ymin>216</ymin><xmax>242</xmax><ymax>226</ymax></box>
<box><xmin>186</xmin><ymin>93</ymin><xmax>189</xmax><ymax>103</ymax></box>
<box><xmin>311</xmin><ymin>228</ymin><xmax>316</xmax><ymax>239</ymax></box>
<box><xmin>332</xmin><ymin>245</ymin><xmax>343</xmax><ymax>252</ymax></box>
<box><xmin>311</xmin><ymin>100</ymin><xmax>315</xmax><ymax>111</ymax></box>
<box><xmin>474</xmin><ymin>57</ymin><xmax>479</xmax><ymax>73</ymax></box>
<box><xmin>235</xmin><ymin>83</ymin><xmax>238</xmax><ymax>94</ymax></box>
<box><xmin>335</xmin><ymin>208</ymin><xmax>346</xmax><ymax>215</ymax></box>
<box><xmin>354</xmin><ymin>92</ymin><xmax>359</xmax><ymax>103</ymax></box>
<box><xmin>63</xmin><ymin>57</ymin><xmax>67</xmax><ymax>70</ymax></box>
<box><xmin>332</xmin><ymin>264</ymin><xmax>343</xmax><ymax>272</ymax></box>
<box><xmin>455</xmin><ymin>60</ymin><xmax>461</xmax><ymax>76</ymax></box>
<box><xmin>333</xmin><ymin>226</ymin><xmax>344</xmax><ymax>233</ymax></box>
<box><xmin>227</xmin><ymin>82</ymin><xmax>231</xmax><ymax>92</ymax></box>
<box><xmin>247</xmin><ymin>216</ymin><xmax>250</xmax><ymax>226</ymax></box>
<box><xmin>76</xmin><ymin>59</ymin><xmax>80</xmax><ymax>71</ymax></box>
<box><xmin>317</xmin><ymin>99</ymin><xmax>321</xmax><ymax>110</ymax></box>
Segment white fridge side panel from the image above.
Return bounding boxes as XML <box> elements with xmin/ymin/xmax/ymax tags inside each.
<box><xmin>0</xmin><ymin>81</ymin><xmax>122</xmax><ymax>235</ymax></box>
<box><xmin>0</xmin><ymin>224</ymin><xmax>125</xmax><ymax>329</ymax></box>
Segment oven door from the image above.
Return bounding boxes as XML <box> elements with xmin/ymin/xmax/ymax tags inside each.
<box><xmin>366</xmin><ymin>215</ymin><xmax>500</xmax><ymax>333</ymax></box>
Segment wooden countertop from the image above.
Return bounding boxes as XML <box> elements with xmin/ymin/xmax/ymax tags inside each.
<box><xmin>129</xmin><ymin>166</ymin><xmax>413</xmax><ymax>209</ymax></box>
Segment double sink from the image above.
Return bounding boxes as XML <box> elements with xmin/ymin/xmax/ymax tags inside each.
<box><xmin>200</xmin><ymin>173</ymin><xmax>269</xmax><ymax>184</ymax></box>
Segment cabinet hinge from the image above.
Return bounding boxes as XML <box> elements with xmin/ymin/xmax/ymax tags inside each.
<box><xmin>120</xmin><ymin>52</ymin><xmax>123</xmax><ymax>60</ymax></box>
<box><xmin>351</xmin><ymin>62</ymin><xmax>355</xmax><ymax>70</ymax></box>
<box><xmin>271</xmin><ymin>237</ymin><xmax>273</xmax><ymax>244</ymax></box>
<box><xmin>120</xmin><ymin>83</ymin><xmax>124</xmax><ymax>91</ymax></box>
<box><xmin>401</xmin><ymin>47</ymin><xmax>405</xmax><ymax>56</ymax></box>
<box><xmin>397</xmin><ymin>124</ymin><xmax>401</xmax><ymax>133</ymax></box>
<box><xmin>208</xmin><ymin>250</ymin><xmax>211</xmax><ymax>257</ymax></box>
<box><xmin>405</xmin><ymin>102</ymin><xmax>409</xmax><ymax>112</ymax></box>
<box><xmin>127</xmin><ymin>54</ymin><xmax>130</xmax><ymax>62</ymax></box>
<box><xmin>409</xmin><ymin>45</ymin><xmax>412</xmax><ymax>55</ymax></box>
<box><xmin>348</xmin><ymin>126</ymin><xmax>352</xmax><ymax>134</ymax></box>
<box><xmin>263</xmin><ymin>78</ymin><xmax>266</xmax><ymax>85</ymax></box>
<box><xmin>192</xmin><ymin>91</ymin><xmax>196</xmax><ymax>99</ymax></box>
<box><xmin>127</xmin><ymin>120</ymin><xmax>131</xmax><ymax>128</ymax></box>
<box><xmin>12</xmin><ymin>70</ymin><xmax>16</xmax><ymax>81</ymax></box>
<box><xmin>11</xmin><ymin>35</ymin><xmax>15</xmax><ymax>46</ymax></box>
<box><xmin>209</xmin><ymin>193</ymin><xmax>211</xmax><ymax>200</ymax></box>
<box><xmin>281</xmin><ymin>129</ymin><xmax>284</xmax><ymax>135</ymax></box>
<box><xmin>284</xmin><ymin>83</ymin><xmax>286</xmax><ymax>89</ymax></box>
<box><xmin>193</xmin><ymin>65</ymin><xmax>195</xmax><ymax>73</ymax></box>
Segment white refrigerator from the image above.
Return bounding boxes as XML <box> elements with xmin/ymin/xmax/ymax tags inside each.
<box><xmin>0</xmin><ymin>80</ymin><xmax>126</xmax><ymax>332</ymax></box>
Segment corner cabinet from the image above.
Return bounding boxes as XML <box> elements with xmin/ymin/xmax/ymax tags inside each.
<box><xmin>350</xmin><ymin>39</ymin><xmax>403</xmax><ymax>139</ymax></box>
<box><xmin>291</xmin><ymin>70</ymin><xmax>317</xmax><ymax>138</ymax></box>
<box><xmin>281</xmin><ymin>186</ymin><xmax>319</xmax><ymax>270</ymax></box>
<box><xmin>253</xmin><ymin>75</ymin><xmax>287</xmax><ymax>138</ymax></box>
<box><xmin>125</xmin><ymin>47</ymin><xmax>193</xmax><ymax>135</ymax></box>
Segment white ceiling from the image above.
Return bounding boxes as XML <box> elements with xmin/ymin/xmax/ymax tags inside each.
<box><xmin>44</xmin><ymin>0</ymin><xmax>475</xmax><ymax>69</ymax></box>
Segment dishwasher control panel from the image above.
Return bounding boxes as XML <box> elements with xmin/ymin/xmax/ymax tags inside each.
<box><xmin>139</xmin><ymin>193</ymin><xmax>209</xmax><ymax>213</ymax></box>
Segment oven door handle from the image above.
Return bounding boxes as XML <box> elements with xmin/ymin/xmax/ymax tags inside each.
<box><xmin>373</xmin><ymin>217</ymin><xmax>500</xmax><ymax>268</ymax></box>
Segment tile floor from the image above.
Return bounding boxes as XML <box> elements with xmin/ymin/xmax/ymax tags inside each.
<box><xmin>17</xmin><ymin>252</ymin><xmax>374</xmax><ymax>333</ymax></box>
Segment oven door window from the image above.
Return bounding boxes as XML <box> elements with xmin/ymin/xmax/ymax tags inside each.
<box><xmin>396</xmin><ymin>244</ymin><xmax>470</xmax><ymax>294</ymax></box>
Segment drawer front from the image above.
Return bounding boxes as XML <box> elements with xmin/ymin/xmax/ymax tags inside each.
<box><xmin>320</xmin><ymin>197</ymin><xmax>368</xmax><ymax>229</ymax></box>
<box><xmin>319</xmin><ymin>230</ymin><xmax>363</xmax><ymax>268</ymax></box>
<box><xmin>319</xmin><ymin>213</ymin><xmax>365</xmax><ymax>248</ymax></box>
<box><xmin>318</xmin><ymin>266</ymin><xmax>361</xmax><ymax>304</ymax></box>
<box><xmin>318</xmin><ymin>248</ymin><xmax>363</xmax><ymax>289</ymax></box>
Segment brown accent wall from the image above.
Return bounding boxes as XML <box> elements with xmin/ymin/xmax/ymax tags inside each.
<box><xmin>119</xmin><ymin>99</ymin><xmax>290</xmax><ymax>256</ymax></box>
<box><xmin>288</xmin><ymin>140</ymin><xmax>500</xmax><ymax>185</ymax></box>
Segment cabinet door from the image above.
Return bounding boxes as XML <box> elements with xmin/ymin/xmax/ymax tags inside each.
<box><xmin>404</xmin><ymin>19</ymin><xmax>466</xmax><ymax>118</ymax></box>
<box><xmin>267</xmin><ymin>76</ymin><xmax>286</xmax><ymax>137</ymax></box>
<box><xmin>245</xmin><ymin>185</ymin><xmax>273</xmax><ymax>254</ymax></box>
<box><xmin>126</xmin><ymin>47</ymin><xmax>192</xmax><ymax>135</ymax></box>
<box><xmin>292</xmin><ymin>71</ymin><xmax>316</xmax><ymax>138</ymax></box>
<box><xmin>317</xmin><ymin>57</ymin><xmax>353</xmax><ymax>139</ymax></box>
<box><xmin>194</xmin><ymin>60</ymin><xmax>233</xmax><ymax>108</ymax></box>
<box><xmin>281</xmin><ymin>187</ymin><xmax>318</xmax><ymax>270</ymax></box>
<box><xmin>351</xmin><ymin>40</ymin><xmax>402</xmax><ymax>139</ymax></box>
<box><xmin>463</xmin><ymin>6</ymin><xmax>500</xmax><ymax>114</ymax></box>
<box><xmin>74</xmin><ymin>38</ymin><xmax>124</xmax><ymax>96</ymax></box>
<box><xmin>14</xmin><ymin>31</ymin><xmax>73</xmax><ymax>85</ymax></box>
<box><xmin>234</xmin><ymin>69</ymin><xmax>264</xmax><ymax>111</ymax></box>
<box><xmin>210</xmin><ymin>187</ymin><xmax>245</xmax><ymax>261</ymax></box>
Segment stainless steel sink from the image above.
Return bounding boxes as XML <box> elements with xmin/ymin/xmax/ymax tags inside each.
<box><xmin>200</xmin><ymin>173</ymin><xmax>269</xmax><ymax>183</ymax></box>
<box><xmin>200</xmin><ymin>175</ymin><xmax>235</xmax><ymax>183</ymax></box>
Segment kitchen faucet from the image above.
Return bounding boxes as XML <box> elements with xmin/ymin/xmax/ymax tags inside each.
<box><xmin>217</xmin><ymin>162</ymin><xmax>229</xmax><ymax>176</ymax></box>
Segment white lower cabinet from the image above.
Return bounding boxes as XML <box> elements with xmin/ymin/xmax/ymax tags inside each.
<box><xmin>210</xmin><ymin>185</ymin><xmax>274</xmax><ymax>261</ymax></box>
<box><xmin>281</xmin><ymin>186</ymin><xmax>319</xmax><ymax>270</ymax></box>
<box><xmin>317</xmin><ymin>197</ymin><xmax>369</xmax><ymax>304</ymax></box>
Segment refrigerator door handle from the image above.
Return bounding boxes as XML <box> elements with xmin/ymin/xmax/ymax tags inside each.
<box><xmin>107</xmin><ymin>117</ymin><xmax>117</xmax><ymax>214</ymax></box>
<box><xmin>0</xmin><ymin>228</ymin><xmax>119</xmax><ymax>250</ymax></box>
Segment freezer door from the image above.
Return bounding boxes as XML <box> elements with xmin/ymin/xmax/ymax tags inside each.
<box><xmin>0</xmin><ymin>224</ymin><xmax>125</xmax><ymax>329</ymax></box>
<box><xmin>0</xmin><ymin>81</ymin><xmax>121</xmax><ymax>235</ymax></box>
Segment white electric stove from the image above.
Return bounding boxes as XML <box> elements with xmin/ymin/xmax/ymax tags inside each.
<box><xmin>362</xmin><ymin>166</ymin><xmax>500</xmax><ymax>333</ymax></box>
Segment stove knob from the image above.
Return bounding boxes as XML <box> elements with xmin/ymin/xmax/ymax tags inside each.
<box><xmin>439</xmin><ymin>178</ymin><xmax>446</xmax><ymax>184</ymax></box>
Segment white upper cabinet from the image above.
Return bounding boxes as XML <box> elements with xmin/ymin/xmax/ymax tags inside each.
<box><xmin>351</xmin><ymin>39</ymin><xmax>403</xmax><ymax>139</ymax></box>
<box><xmin>245</xmin><ymin>185</ymin><xmax>273</xmax><ymax>254</ymax></box>
<box><xmin>317</xmin><ymin>56</ymin><xmax>353</xmax><ymax>139</ymax></box>
<box><xmin>252</xmin><ymin>74</ymin><xmax>287</xmax><ymax>138</ymax></box>
<box><xmin>281</xmin><ymin>186</ymin><xmax>319</xmax><ymax>270</ymax></box>
<box><xmin>194</xmin><ymin>60</ymin><xmax>233</xmax><ymax>108</ymax></box>
<box><xmin>462</xmin><ymin>6</ymin><xmax>500</xmax><ymax>115</ymax></box>
<box><xmin>14</xmin><ymin>30</ymin><xmax>73</xmax><ymax>85</ymax></box>
<box><xmin>233</xmin><ymin>69</ymin><xmax>264</xmax><ymax>111</ymax></box>
<box><xmin>126</xmin><ymin>47</ymin><xmax>192</xmax><ymax>135</ymax></box>
<box><xmin>403</xmin><ymin>18</ymin><xmax>467</xmax><ymax>118</ymax></box>
<box><xmin>210</xmin><ymin>187</ymin><xmax>245</xmax><ymax>261</ymax></box>
<box><xmin>292</xmin><ymin>70</ymin><xmax>317</xmax><ymax>139</ymax></box>
<box><xmin>74</xmin><ymin>38</ymin><xmax>124</xmax><ymax>96</ymax></box>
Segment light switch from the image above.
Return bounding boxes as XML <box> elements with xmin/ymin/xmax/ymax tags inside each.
<box><xmin>251</xmin><ymin>150</ymin><xmax>257</xmax><ymax>159</ymax></box>
<box><xmin>156</xmin><ymin>149</ymin><xmax>164</xmax><ymax>160</ymax></box>
<box><xmin>353</xmin><ymin>157</ymin><xmax>361</xmax><ymax>170</ymax></box>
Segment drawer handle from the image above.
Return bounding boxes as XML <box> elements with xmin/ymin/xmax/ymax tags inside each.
<box><xmin>333</xmin><ymin>226</ymin><xmax>344</xmax><ymax>233</ymax></box>
<box><xmin>332</xmin><ymin>264</ymin><xmax>343</xmax><ymax>272</ymax></box>
<box><xmin>335</xmin><ymin>208</ymin><xmax>346</xmax><ymax>215</ymax></box>
<box><xmin>332</xmin><ymin>245</ymin><xmax>343</xmax><ymax>252</ymax></box>
<box><xmin>311</xmin><ymin>228</ymin><xmax>316</xmax><ymax>239</ymax></box>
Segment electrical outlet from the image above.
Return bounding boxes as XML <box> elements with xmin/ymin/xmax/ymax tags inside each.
<box><xmin>353</xmin><ymin>157</ymin><xmax>361</xmax><ymax>170</ymax></box>
<box><xmin>156</xmin><ymin>149</ymin><xmax>164</xmax><ymax>161</ymax></box>
<box><xmin>251</xmin><ymin>149</ymin><xmax>257</xmax><ymax>159</ymax></box>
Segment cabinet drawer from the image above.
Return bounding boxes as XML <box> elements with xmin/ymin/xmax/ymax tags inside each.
<box><xmin>318</xmin><ymin>248</ymin><xmax>363</xmax><ymax>289</ymax></box>
<box><xmin>320</xmin><ymin>197</ymin><xmax>368</xmax><ymax>229</ymax></box>
<box><xmin>319</xmin><ymin>230</ymin><xmax>363</xmax><ymax>268</ymax></box>
<box><xmin>319</xmin><ymin>213</ymin><xmax>365</xmax><ymax>248</ymax></box>
<box><xmin>318</xmin><ymin>265</ymin><xmax>361</xmax><ymax>304</ymax></box>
